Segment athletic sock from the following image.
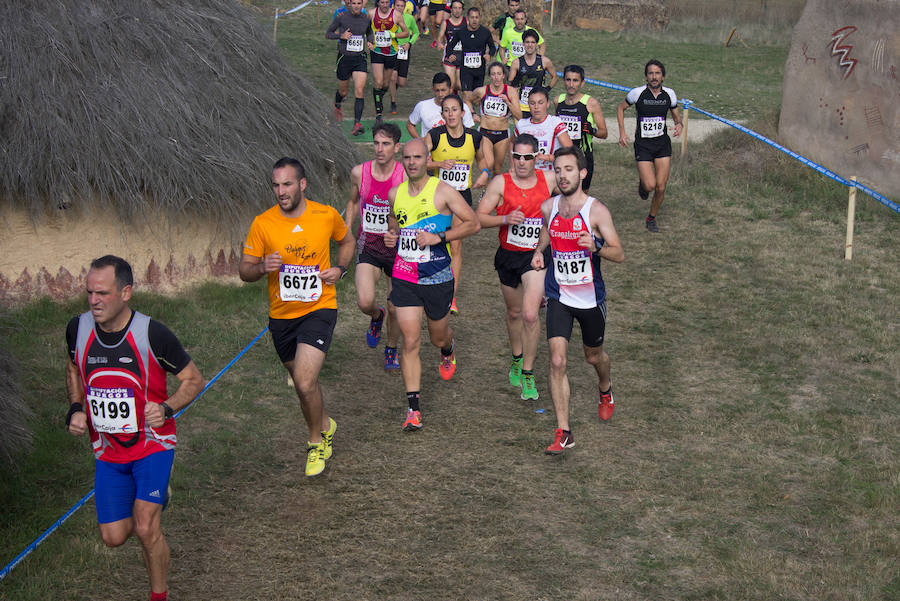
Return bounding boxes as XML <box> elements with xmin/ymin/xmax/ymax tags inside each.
<box><xmin>334</xmin><ymin>91</ymin><xmax>345</xmax><ymax>106</ymax></box>
<box><xmin>440</xmin><ymin>341</ymin><xmax>454</xmax><ymax>356</ymax></box>
<box><xmin>354</xmin><ymin>98</ymin><xmax>364</xmax><ymax>122</ymax></box>
<box><xmin>373</xmin><ymin>87</ymin><xmax>384</xmax><ymax>115</ymax></box>
<box><xmin>600</xmin><ymin>387</ymin><xmax>611</xmax><ymax>395</ymax></box>
<box><xmin>407</xmin><ymin>391</ymin><xmax>421</xmax><ymax>412</ymax></box>
<box><xmin>522</xmin><ymin>369</ymin><xmax>533</xmax><ymax>376</ymax></box>
<box><xmin>512</xmin><ymin>353</ymin><xmax>523</xmax><ymax>361</ymax></box>
<box><xmin>647</xmin><ymin>214</ymin><xmax>656</xmax><ymax>220</ymax></box>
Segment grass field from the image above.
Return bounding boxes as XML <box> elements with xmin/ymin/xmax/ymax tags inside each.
<box><xmin>2</xmin><ymin>6</ymin><xmax>899</xmax><ymax>601</ymax></box>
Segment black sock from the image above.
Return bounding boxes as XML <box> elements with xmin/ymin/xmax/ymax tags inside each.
<box><xmin>647</xmin><ymin>213</ymin><xmax>656</xmax><ymax>220</ymax></box>
<box><xmin>407</xmin><ymin>391</ymin><xmax>420</xmax><ymax>412</ymax></box>
<box><xmin>522</xmin><ymin>369</ymin><xmax>533</xmax><ymax>376</ymax></box>
<box><xmin>440</xmin><ymin>341</ymin><xmax>454</xmax><ymax>356</ymax></box>
<box><xmin>600</xmin><ymin>386</ymin><xmax>611</xmax><ymax>395</ymax></box>
<box><xmin>512</xmin><ymin>353</ymin><xmax>523</xmax><ymax>361</ymax></box>
<box><xmin>334</xmin><ymin>91</ymin><xmax>345</xmax><ymax>106</ymax></box>
<box><xmin>354</xmin><ymin>98</ymin><xmax>364</xmax><ymax>122</ymax></box>
<box><xmin>373</xmin><ymin>88</ymin><xmax>384</xmax><ymax>115</ymax></box>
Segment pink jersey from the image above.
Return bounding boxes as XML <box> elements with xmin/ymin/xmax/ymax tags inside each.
<box><xmin>357</xmin><ymin>160</ymin><xmax>406</xmax><ymax>260</ymax></box>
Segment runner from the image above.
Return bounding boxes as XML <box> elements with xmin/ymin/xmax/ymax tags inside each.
<box><xmin>406</xmin><ymin>72</ymin><xmax>475</xmax><ymax>138</ymax></box>
<box><xmin>425</xmin><ymin>0</ymin><xmax>448</xmax><ymax>48</ymax></box>
<box><xmin>383</xmin><ymin>138</ymin><xmax>480</xmax><ymax>431</ymax></box>
<box><xmin>344</xmin><ymin>122</ymin><xmax>405</xmax><ymax>370</ymax></box>
<box><xmin>513</xmin><ymin>86</ymin><xmax>572</xmax><ymax>172</ymax></box>
<box><xmin>445</xmin><ymin>6</ymin><xmax>496</xmax><ymax>110</ymax></box>
<box><xmin>531</xmin><ymin>146</ymin><xmax>624</xmax><ymax>454</ymax></box>
<box><xmin>369</xmin><ymin>0</ymin><xmax>409</xmax><ymax>122</ymax></box>
<box><xmin>334</xmin><ymin>0</ymin><xmax>367</xmax><ymax>18</ymax></box>
<box><xmin>490</xmin><ymin>0</ymin><xmax>520</xmax><ymax>53</ymax></box>
<box><xmin>616</xmin><ymin>59</ymin><xmax>683</xmax><ymax>232</ymax></box>
<box><xmin>239</xmin><ymin>157</ymin><xmax>355</xmax><ymax>476</ymax></box>
<box><xmin>498</xmin><ymin>9</ymin><xmax>544</xmax><ymax>68</ymax></box>
<box><xmin>388</xmin><ymin>0</ymin><xmax>420</xmax><ymax>115</ymax></box>
<box><xmin>476</xmin><ymin>134</ymin><xmax>558</xmax><ymax>401</ymax></box>
<box><xmin>555</xmin><ymin>64</ymin><xmax>608</xmax><ymax>191</ymax></box>
<box><xmin>508</xmin><ymin>29</ymin><xmax>556</xmax><ymax>118</ymax></box>
<box><xmin>326</xmin><ymin>0</ymin><xmax>373</xmax><ymax>136</ymax></box>
<box><xmin>437</xmin><ymin>0</ymin><xmax>467</xmax><ymax>93</ymax></box>
<box><xmin>470</xmin><ymin>61</ymin><xmax>522</xmax><ymax>174</ymax></box>
<box><xmin>425</xmin><ymin>94</ymin><xmax>493</xmax><ymax>313</ymax></box>
<box><xmin>65</xmin><ymin>255</ymin><xmax>205</xmax><ymax>601</ymax></box>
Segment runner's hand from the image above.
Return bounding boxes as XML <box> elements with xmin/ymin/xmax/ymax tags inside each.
<box><xmin>384</xmin><ymin>229</ymin><xmax>399</xmax><ymax>247</ymax></box>
<box><xmin>263</xmin><ymin>252</ymin><xmax>283</xmax><ymax>273</ymax></box>
<box><xmin>319</xmin><ymin>267</ymin><xmax>343</xmax><ymax>286</ymax></box>
<box><xmin>577</xmin><ymin>230</ymin><xmax>596</xmax><ymax>251</ymax></box>
<box><xmin>506</xmin><ymin>207</ymin><xmax>525</xmax><ymax>225</ymax></box>
<box><xmin>531</xmin><ymin>250</ymin><xmax>545</xmax><ymax>270</ymax></box>
<box><xmin>67</xmin><ymin>410</ymin><xmax>87</xmax><ymax>435</ymax></box>
<box><xmin>145</xmin><ymin>402</ymin><xmax>166</xmax><ymax>429</ymax></box>
<box><xmin>618</xmin><ymin>132</ymin><xmax>629</xmax><ymax>147</ymax></box>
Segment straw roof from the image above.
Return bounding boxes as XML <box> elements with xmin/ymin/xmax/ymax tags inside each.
<box><xmin>0</xmin><ymin>0</ymin><xmax>360</xmax><ymax>226</ymax></box>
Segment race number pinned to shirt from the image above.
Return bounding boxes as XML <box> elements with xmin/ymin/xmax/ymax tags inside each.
<box><xmin>519</xmin><ymin>86</ymin><xmax>532</xmax><ymax>107</ymax></box>
<box><xmin>398</xmin><ymin>228</ymin><xmax>431</xmax><ymax>263</ymax></box>
<box><xmin>552</xmin><ymin>249</ymin><xmax>593</xmax><ymax>286</ymax></box>
<box><xmin>279</xmin><ymin>264</ymin><xmax>322</xmax><ymax>302</ymax></box>
<box><xmin>374</xmin><ymin>31</ymin><xmax>392</xmax><ymax>47</ymax></box>
<box><xmin>347</xmin><ymin>35</ymin><xmax>365</xmax><ymax>52</ymax></box>
<box><xmin>87</xmin><ymin>386</ymin><xmax>138</xmax><ymax>434</ymax></box>
<box><xmin>482</xmin><ymin>96</ymin><xmax>508</xmax><ymax>118</ymax></box>
<box><xmin>463</xmin><ymin>52</ymin><xmax>482</xmax><ymax>68</ymax></box>
<box><xmin>559</xmin><ymin>114</ymin><xmax>582</xmax><ymax>140</ymax></box>
<box><xmin>510</xmin><ymin>41</ymin><xmax>524</xmax><ymax>57</ymax></box>
<box><xmin>397</xmin><ymin>46</ymin><xmax>409</xmax><ymax>60</ymax></box>
<box><xmin>505</xmin><ymin>217</ymin><xmax>542</xmax><ymax>249</ymax></box>
<box><xmin>362</xmin><ymin>204</ymin><xmax>390</xmax><ymax>234</ymax></box>
<box><xmin>640</xmin><ymin>116</ymin><xmax>665</xmax><ymax>138</ymax></box>
<box><xmin>535</xmin><ymin>138</ymin><xmax>552</xmax><ymax>171</ymax></box>
<box><xmin>439</xmin><ymin>163</ymin><xmax>470</xmax><ymax>191</ymax></box>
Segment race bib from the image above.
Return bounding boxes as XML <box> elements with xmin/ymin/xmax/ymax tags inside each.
<box><xmin>279</xmin><ymin>264</ymin><xmax>322</xmax><ymax>302</ymax></box>
<box><xmin>505</xmin><ymin>217</ymin><xmax>542</xmax><ymax>249</ymax></box>
<box><xmin>482</xmin><ymin>96</ymin><xmax>508</xmax><ymax>118</ymax></box>
<box><xmin>535</xmin><ymin>138</ymin><xmax>552</xmax><ymax>171</ymax></box>
<box><xmin>510</xmin><ymin>41</ymin><xmax>524</xmax><ymax>57</ymax></box>
<box><xmin>346</xmin><ymin>35</ymin><xmax>364</xmax><ymax>52</ymax></box>
<box><xmin>374</xmin><ymin>31</ymin><xmax>392</xmax><ymax>47</ymax></box>
<box><xmin>439</xmin><ymin>163</ymin><xmax>470</xmax><ymax>190</ymax></box>
<box><xmin>640</xmin><ymin>116</ymin><xmax>664</xmax><ymax>138</ymax></box>
<box><xmin>362</xmin><ymin>204</ymin><xmax>390</xmax><ymax>234</ymax></box>
<box><xmin>87</xmin><ymin>386</ymin><xmax>138</xmax><ymax>434</ymax></box>
<box><xmin>397</xmin><ymin>46</ymin><xmax>409</xmax><ymax>60</ymax></box>
<box><xmin>398</xmin><ymin>228</ymin><xmax>431</xmax><ymax>263</ymax></box>
<box><xmin>463</xmin><ymin>52</ymin><xmax>482</xmax><ymax>68</ymax></box>
<box><xmin>553</xmin><ymin>249</ymin><xmax>593</xmax><ymax>286</ymax></box>
<box><xmin>559</xmin><ymin>114</ymin><xmax>582</xmax><ymax>140</ymax></box>
<box><xmin>519</xmin><ymin>86</ymin><xmax>532</xmax><ymax>107</ymax></box>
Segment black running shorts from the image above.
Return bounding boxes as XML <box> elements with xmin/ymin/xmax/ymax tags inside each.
<box><xmin>336</xmin><ymin>53</ymin><xmax>368</xmax><ymax>81</ymax></box>
<box><xmin>389</xmin><ymin>278</ymin><xmax>454</xmax><ymax>320</ymax></box>
<box><xmin>545</xmin><ymin>297</ymin><xmax>606</xmax><ymax>347</ymax></box>
<box><xmin>269</xmin><ymin>309</ymin><xmax>338</xmax><ymax>362</ymax></box>
<box><xmin>634</xmin><ymin>136</ymin><xmax>672</xmax><ymax>162</ymax></box>
<box><xmin>494</xmin><ymin>246</ymin><xmax>535</xmax><ymax>288</ymax></box>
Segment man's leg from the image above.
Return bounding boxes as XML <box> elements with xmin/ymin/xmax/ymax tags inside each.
<box><xmin>132</xmin><ymin>500</ymin><xmax>169</xmax><ymax>595</ymax></box>
<box><xmin>547</xmin><ymin>336</ymin><xmax>571</xmax><ymax>430</ymax></box>
<box><xmin>650</xmin><ymin>156</ymin><xmax>672</xmax><ymax>217</ymax></box>
<box><xmin>356</xmin><ymin>262</ymin><xmax>383</xmax><ymax>319</ymax></box>
<box><xmin>352</xmin><ymin>70</ymin><xmax>368</xmax><ymax>123</ymax></box>
<box><xmin>519</xmin><ymin>269</ymin><xmax>544</xmax><ymax>373</ymax></box>
<box><xmin>636</xmin><ymin>160</ymin><xmax>657</xmax><ymax>202</ymax></box>
<box><xmin>584</xmin><ymin>343</ymin><xmax>611</xmax><ymax>395</ymax></box>
<box><xmin>395</xmin><ymin>305</ymin><xmax>425</xmax><ymax>392</ymax></box>
<box><xmin>500</xmin><ymin>282</ymin><xmax>524</xmax><ymax>359</ymax></box>
<box><xmin>285</xmin><ymin>343</ymin><xmax>329</xmax><ymax>443</ymax></box>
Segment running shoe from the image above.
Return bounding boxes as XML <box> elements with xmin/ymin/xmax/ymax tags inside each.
<box><xmin>638</xmin><ymin>181</ymin><xmax>649</xmax><ymax>200</ymax></box>
<box><xmin>508</xmin><ymin>357</ymin><xmax>523</xmax><ymax>387</ymax></box>
<box><xmin>402</xmin><ymin>408</ymin><xmax>423</xmax><ymax>431</ymax></box>
<box><xmin>645</xmin><ymin>216</ymin><xmax>659</xmax><ymax>233</ymax></box>
<box><xmin>366</xmin><ymin>306</ymin><xmax>385</xmax><ymax>347</ymax></box>
<box><xmin>306</xmin><ymin>442</ymin><xmax>326</xmax><ymax>476</ymax></box>
<box><xmin>334</xmin><ymin>104</ymin><xmax>343</xmax><ymax>122</ymax></box>
<box><xmin>545</xmin><ymin>428</ymin><xmax>574</xmax><ymax>455</ymax></box>
<box><xmin>322</xmin><ymin>417</ymin><xmax>337</xmax><ymax>460</ymax></box>
<box><xmin>384</xmin><ymin>346</ymin><xmax>400</xmax><ymax>371</ymax></box>
<box><xmin>598</xmin><ymin>388</ymin><xmax>615</xmax><ymax>421</ymax></box>
<box><xmin>375</xmin><ymin>114</ymin><xmax>383</xmax><ymax>125</ymax></box>
<box><xmin>439</xmin><ymin>350</ymin><xmax>456</xmax><ymax>380</ymax></box>
<box><xmin>520</xmin><ymin>373</ymin><xmax>538</xmax><ymax>400</ymax></box>
<box><xmin>390</xmin><ymin>102</ymin><xmax>398</xmax><ymax>115</ymax></box>
<box><xmin>450</xmin><ymin>297</ymin><xmax>459</xmax><ymax>315</ymax></box>
<box><xmin>430</xmin><ymin>39</ymin><xmax>437</xmax><ymax>48</ymax></box>
<box><xmin>351</xmin><ymin>122</ymin><xmax>365</xmax><ymax>136</ymax></box>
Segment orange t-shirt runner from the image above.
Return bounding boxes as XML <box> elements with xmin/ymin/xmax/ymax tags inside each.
<box><xmin>243</xmin><ymin>200</ymin><xmax>349</xmax><ymax>319</ymax></box>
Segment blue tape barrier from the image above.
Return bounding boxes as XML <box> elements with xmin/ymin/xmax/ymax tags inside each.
<box><xmin>557</xmin><ymin>72</ymin><xmax>898</xmax><ymax>215</ymax></box>
<box><xmin>276</xmin><ymin>0</ymin><xmax>326</xmax><ymax>18</ymax></box>
<box><xmin>0</xmin><ymin>325</ymin><xmax>270</xmax><ymax>582</ymax></box>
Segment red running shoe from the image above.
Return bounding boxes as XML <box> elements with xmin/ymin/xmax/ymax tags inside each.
<box><xmin>598</xmin><ymin>388</ymin><xmax>615</xmax><ymax>421</ymax></box>
<box><xmin>545</xmin><ymin>428</ymin><xmax>574</xmax><ymax>454</ymax></box>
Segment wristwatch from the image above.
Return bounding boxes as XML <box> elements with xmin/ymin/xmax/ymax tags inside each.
<box><xmin>438</xmin><ymin>231</ymin><xmax>447</xmax><ymax>245</ymax></box>
<box><xmin>338</xmin><ymin>265</ymin><xmax>348</xmax><ymax>279</ymax></box>
<box><xmin>160</xmin><ymin>402</ymin><xmax>174</xmax><ymax>420</ymax></box>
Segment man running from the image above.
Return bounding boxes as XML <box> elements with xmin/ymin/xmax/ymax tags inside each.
<box><xmin>490</xmin><ymin>0</ymin><xmax>520</xmax><ymax>52</ymax></box>
<box><xmin>344</xmin><ymin>122</ymin><xmax>406</xmax><ymax>370</ymax></box>
<box><xmin>476</xmin><ymin>134</ymin><xmax>557</xmax><ymax>401</ymax></box>
<box><xmin>326</xmin><ymin>0</ymin><xmax>374</xmax><ymax>136</ymax></box>
<box><xmin>556</xmin><ymin>64</ymin><xmax>608</xmax><ymax>191</ymax></box>
<box><xmin>445</xmin><ymin>6</ymin><xmax>496</xmax><ymax>109</ymax></box>
<box><xmin>369</xmin><ymin>0</ymin><xmax>409</xmax><ymax>122</ymax></box>
<box><xmin>388</xmin><ymin>0</ymin><xmax>420</xmax><ymax>115</ymax></box>
<box><xmin>65</xmin><ymin>255</ymin><xmax>204</xmax><ymax>601</ymax></box>
<box><xmin>513</xmin><ymin>86</ymin><xmax>572</xmax><ymax>172</ymax></box>
<box><xmin>616</xmin><ymin>59</ymin><xmax>683</xmax><ymax>232</ymax></box>
<box><xmin>498</xmin><ymin>9</ymin><xmax>544</xmax><ymax>67</ymax></box>
<box><xmin>406</xmin><ymin>72</ymin><xmax>475</xmax><ymax>138</ymax></box>
<box><xmin>508</xmin><ymin>28</ymin><xmax>557</xmax><ymax>118</ymax></box>
<box><xmin>425</xmin><ymin>0</ymin><xmax>447</xmax><ymax>47</ymax></box>
<box><xmin>239</xmin><ymin>157</ymin><xmax>355</xmax><ymax>476</ymax></box>
<box><xmin>383</xmin><ymin>138</ymin><xmax>480</xmax><ymax>431</ymax></box>
<box><xmin>531</xmin><ymin>147</ymin><xmax>624</xmax><ymax>454</ymax></box>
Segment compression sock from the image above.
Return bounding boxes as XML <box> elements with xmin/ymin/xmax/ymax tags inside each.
<box><xmin>373</xmin><ymin>87</ymin><xmax>385</xmax><ymax>115</ymax></box>
<box><xmin>354</xmin><ymin>98</ymin><xmax>365</xmax><ymax>122</ymax></box>
<box><xmin>334</xmin><ymin>91</ymin><xmax>345</xmax><ymax>107</ymax></box>
<box><xmin>407</xmin><ymin>391</ymin><xmax>421</xmax><ymax>412</ymax></box>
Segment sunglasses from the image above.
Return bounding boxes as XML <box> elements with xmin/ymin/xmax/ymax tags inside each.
<box><xmin>512</xmin><ymin>152</ymin><xmax>536</xmax><ymax>161</ymax></box>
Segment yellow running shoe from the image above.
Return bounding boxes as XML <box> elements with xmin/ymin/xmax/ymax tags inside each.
<box><xmin>321</xmin><ymin>417</ymin><xmax>337</xmax><ymax>460</ymax></box>
<box><xmin>306</xmin><ymin>442</ymin><xmax>326</xmax><ymax>477</ymax></box>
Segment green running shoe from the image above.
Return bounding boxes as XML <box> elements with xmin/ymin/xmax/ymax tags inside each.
<box><xmin>509</xmin><ymin>357</ymin><xmax>523</xmax><ymax>387</ymax></box>
<box><xmin>520</xmin><ymin>373</ymin><xmax>538</xmax><ymax>400</ymax></box>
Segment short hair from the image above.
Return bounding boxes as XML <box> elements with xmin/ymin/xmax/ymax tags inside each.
<box><xmin>487</xmin><ymin>61</ymin><xmax>507</xmax><ymax>77</ymax></box>
<box><xmin>449</xmin><ymin>0</ymin><xmax>464</xmax><ymax>7</ymax></box>
<box><xmin>466</xmin><ymin>6</ymin><xmax>479</xmax><ymax>14</ymax></box>
<box><xmin>554</xmin><ymin>146</ymin><xmax>586</xmax><ymax>171</ymax></box>
<box><xmin>512</xmin><ymin>133</ymin><xmax>538</xmax><ymax>153</ymax></box>
<box><xmin>372</xmin><ymin>122</ymin><xmax>402</xmax><ymax>143</ymax></box>
<box><xmin>441</xmin><ymin>93</ymin><xmax>464</xmax><ymax>111</ymax></box>
<box><xmin>272</xmin><ymin>156</ymin><xmax>306</xmax><ymax>180</ymax></box>
<box><xmin>513</xmin><ymin>8</ymin><xmax>526</xmax><ymax>16</ymax></box>
<box><xmin>563</xmin><ymin>64</ymin><xmax>585</xmax><ymax>80</ymax></box>
<box><xmin>507</xmin><ymin>0</ymin><xmax>519</xmax><ymax>5</ymax></box>
<box><xmin>522</xmin><ymin>28</ymin><xmax>539</xmax><ymax>42</ymax></box>
<box><xmin>432</xmin><ymin>72</ymin><xmax>452</xmax><ymax>87</ymax></box>
<box><xmin>527</xmin><ymin>86</ymin><xmax>549</xmax><ymax>102</ymax></box>
<box><xmin>645</xmin><ymin>59</ymin><xmax>666</xmax><ymax>77</ymax></box>
<box><xmin>90</xmin><ymin>255</ymin><xmax>134</xmax><ymax>290</ymax></box>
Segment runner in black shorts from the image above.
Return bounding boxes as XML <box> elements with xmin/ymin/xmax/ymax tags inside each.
<box><xmin>616</xmin><ymin>59</ymin><xmax>683</xmax><ymax>232</ymax></box>
<box><xmin>437</xmin><ymin>0</ymin><xmax>467</xmax><ymax>92</ymax></box>
<box><xmin>470</xmin><ymin>62</ymin><xmax>521</xmax><ymax>174</ymax></box>
<box><xmin>446</xmin><ymin>7</ymin><xmax>496</xmax><ymax>109</ymax></box>
<box><xmin>326</xmin><ymin>0</ymin><xmax>373</xmax><ymax>136</ymax></box>
<box><xmin>269</xmin><ymin>310</ymin><xmax>339</xmax><ymax>360</ymax></box>
<box><xmin>389</xmin><ymin>0</ymin><xmax>420</xmax><ymax>114</ymax></box>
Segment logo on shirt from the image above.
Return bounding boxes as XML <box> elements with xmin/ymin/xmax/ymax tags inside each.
<box><xmin>573</xmin><ymin>217</ymin><xmax>583</xmax><ymax>229</ymax></box>
<box><xmin>87</xmin><ymin>356</ymin><xmax>108</xmax><ymax>364</ymax></box>
<box><xmin>285</xmin><ymin>243</ymin><xmax>313</xmax><ymax>259</ymax></box>
<box><xmin>292</xmin><ymin>225</ymin><xmax>303</xmax><ymax>233</ymax></box>
<box><xmin>119</xmin><ymin>357</ymin><xmax>133</xmax><ymax>364</ymax></box>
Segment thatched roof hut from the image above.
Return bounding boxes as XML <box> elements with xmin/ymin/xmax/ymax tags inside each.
<box><xmin>0</xmin><ymin>0</ymin><xmax>361</xmax><ymax>303</ymax></box>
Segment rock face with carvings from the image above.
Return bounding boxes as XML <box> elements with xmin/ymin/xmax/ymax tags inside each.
<box><xmin>779</xmin><ymin>0</ymin><xmax>900</xmax><ymax>198</ymax></box>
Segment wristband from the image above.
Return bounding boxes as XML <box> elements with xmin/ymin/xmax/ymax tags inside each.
<box><xmin>338</xmin><ymin>265</ymin><xmax>348</xmax><ymax>279</ymax></box>
<box><xmin>438</xmin><ymin>231</ymin><xmax>447</xmax><ymax>245</ymax></box>
<box><xmin>481</xmin><ymin>168</ymin><xmax>490</xmax><ymax>175</ymax></box>
<box><xmin>161</xmin><ymin>402</ymin><xmax>174</xmax><ymax>420</ymax></box>
<box><xmin>66</xmin><ymin>403</ymin><xmax>83</xmax><ymax>427</ymax></box>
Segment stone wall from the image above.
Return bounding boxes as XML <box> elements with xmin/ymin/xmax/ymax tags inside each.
<box><xmin>552</xmin><ymin>0</ymin><xmax>668</xmax><ymax>30</ymax></box>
